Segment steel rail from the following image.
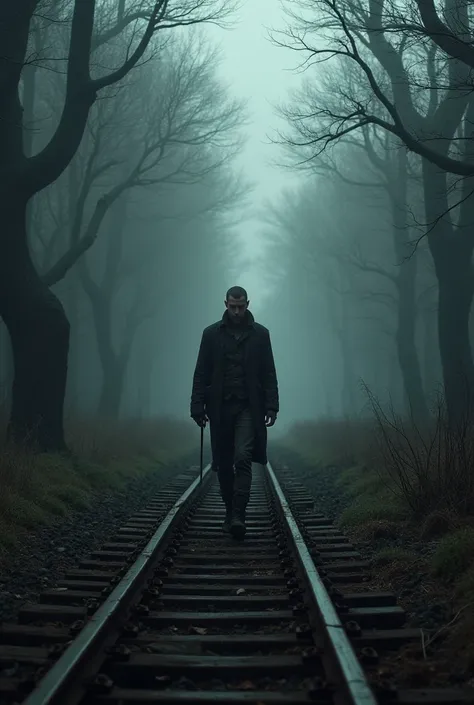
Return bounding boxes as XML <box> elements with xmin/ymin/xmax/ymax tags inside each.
<box><xmin>22</xmin><ymin>463</ymin><xmax>212</xmax><ymax>705</ymax></box>
<box><xmin>266</xmin><ymin>461</ymin><xmax>378</xmax><ymax>705</ymax></box>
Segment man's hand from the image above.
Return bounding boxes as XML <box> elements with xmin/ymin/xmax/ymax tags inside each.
<box><xmin>265</xmin><ymin>411</ymin><xmax>277</xmax><ymax>427</ymax></box>
<box><xmin>192</xmin><ymin>413</ymin><xmax>208</xmax><ymax>428</ymax></box>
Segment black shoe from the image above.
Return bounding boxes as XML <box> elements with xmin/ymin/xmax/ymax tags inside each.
<box><xmin>230</xmin><ymin>509</ymin><xmax>246</xmax><ymax>540</ymax></box>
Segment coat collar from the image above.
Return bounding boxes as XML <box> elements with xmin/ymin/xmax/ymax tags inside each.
<box><xmin>219</xmin><ymin>310</ymin><xmax>255</xmax><ymax>329</ymax></box>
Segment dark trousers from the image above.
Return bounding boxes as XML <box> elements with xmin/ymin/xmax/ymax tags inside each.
<box><xmin>217</xmin><ymin>398</ymin><xmax>255</xmax><ymax>508</ymax></box>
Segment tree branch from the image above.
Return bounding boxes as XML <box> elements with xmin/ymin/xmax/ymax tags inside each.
<box><xmin>416</xmin><ymin>0</ymin><xmax>474</xmax><ymax>69</ymax></box>
<box><xmin>25</xmin><ymin>0</ymin><xmax>169</xmax><ymax>194</ymax></box>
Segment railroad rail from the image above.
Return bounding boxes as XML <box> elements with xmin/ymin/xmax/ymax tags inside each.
<box><xmin>0</xmin><ymin>462</ymin><xmax>472</xmax><ymax>704</ymax></box>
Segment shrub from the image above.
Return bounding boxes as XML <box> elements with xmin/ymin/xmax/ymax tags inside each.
<box><xmin>366</xmin><ymin>389</ymin><xmax>474</xmax><ymax>517</ymax></box>
<box><xmin>281</xmin><ymin>390</ymin><xmax>474</xmax><ymax>522</ymax></box>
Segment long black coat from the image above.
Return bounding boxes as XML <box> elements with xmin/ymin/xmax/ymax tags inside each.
<box><xmin>190</xmin><ymin>311</ymin><xmax>279</xmax><ymax>468</ymax></box>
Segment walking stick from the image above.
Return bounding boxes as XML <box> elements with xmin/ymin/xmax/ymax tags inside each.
<box><xmin>200</xmin><ymin>423</ymin><xmax>204</xmax><ymax>484</ymax></box>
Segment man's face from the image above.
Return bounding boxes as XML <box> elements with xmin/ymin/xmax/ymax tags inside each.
<box><xmin>225</xmin><ymin>295</ymin><xmax>249</xmax><ymax>324</ymax></box>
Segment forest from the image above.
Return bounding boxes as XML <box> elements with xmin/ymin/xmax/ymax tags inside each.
<box><xmin>0</xmin><ymin>0</ymin><xmax>248</xmax><ymax>454</ymax></box>
<box><xmin>1</xmin><ymin>0</ymin><xmax>474</xmax><ymax>516</ymax></box>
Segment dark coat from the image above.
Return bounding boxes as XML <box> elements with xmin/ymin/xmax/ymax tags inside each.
<box><xmin>190</xmin><ymin>311</ymin><xmax>279</xmax><ymax>468</ymax></box>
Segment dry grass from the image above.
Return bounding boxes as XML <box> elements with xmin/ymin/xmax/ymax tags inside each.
<box><xmin>366</xmin><ymin>392</ymin><xmax>474</xmax><ymax>517</ymax></box>
<box><xmin>280</xmin><ymin>415</ymin><xmax>405</xmax><ymax>528</ymax></box>
<box><xmin>283</xmin><ymin>401</ymin><xmax>474</xmax><ymax>524</ymax></box>
<box><xmin>0</xmin><ymin>411</ymin><xmax>197</xmax><ymax>553</ymax></box>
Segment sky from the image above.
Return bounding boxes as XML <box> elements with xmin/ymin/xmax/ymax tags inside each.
<box><xmin>207</xmin><ymin>0</ymin><xmax>301</xmax><ymax>312</ymax></box>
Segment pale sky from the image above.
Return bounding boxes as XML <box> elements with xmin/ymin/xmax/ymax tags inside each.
<box><xmin>207</xmin><ymin>1</ymin><xmax>301</xmax><ymax>308</ymax></box>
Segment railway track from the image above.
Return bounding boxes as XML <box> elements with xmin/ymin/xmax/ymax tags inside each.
<box><xmin>0</xmin><ymin>462</ymin><xmax>472</xmax><ymax>705</ymax></box>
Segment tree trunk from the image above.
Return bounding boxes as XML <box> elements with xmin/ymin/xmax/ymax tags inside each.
<box><xmin>388</xmin><ymin>350</ymin><xmax>404</xmax><ymax>413</ymax></box>
<box><xmin>135</xmin><ymin>343</ymin><xmax>153</xmax><ymax>418</ymax></box>
<box><xmin>0</xmin><ymin>322</ymin><xmax>13</xmax><ymax>412</ymax></box>
<box><xmin>64</xmin><ymin>160</ymin><xmax>81</xmax><ymax>413</ymax></box>
<box><xmin>421</xmin><ymin>304</ymin><xmax>440</xmax><ymax>401</ymax></box>
<box><xmin>391</xmin><ymin>148</ymin><xmax>430</xmax><ymax>425</ymax></box>
<box><xmin>423</xmin><ymin>160</ymin><xmax>474</xmax><ymax>426</ymax></box>
<box><xmin>97</xmin><ymin>358</ymin><xmax>125</xmax><ymax>418</ymax></box>
<box><xmin>0</xmin><ymin>195</ymin><xmax>70</xmax><ymax>450</ymax></box>
<box><xmin>339</xmin><ymin>329</ymin><xmax>357</xmax><ymax>416</ymax></box>
<box><xmin>86</xmin><ymin>293</ymin><xmax>123</xmax><ymax>419</ymax></box>
<box><xmin>336</xmin><ymin>320</ymin><xmax>357</xmax><ymax>416</ymax></box>
<box><xmin>437</xmin><ymin>249</ymin><xmax>474</xmax><ymax>425</ymax></box>
<box><xmin>63</xmin><ymin>274</ymin><xmax>81</xmax><ymax>413</ymax></box>
<box><xmin>79</xmin><ymin>199</ymin><xmax>133</xmax><ymax>420</ymax></box>
<box><xmin>395</xmin><ymin>252</ymin><xmax>429</xmax><ymax>423</ymax></box>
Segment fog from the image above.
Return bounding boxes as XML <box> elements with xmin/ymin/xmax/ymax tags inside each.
<box><xmin>1</xmin><ymin>0</ymin><xmax>473</xmax><ymax>450</ymax></box>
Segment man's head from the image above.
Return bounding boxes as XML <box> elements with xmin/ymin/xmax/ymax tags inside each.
<box><xmin>225</xmin><ymin>286</ymin><xmax>249</xmax><ymax>324</ymax></box>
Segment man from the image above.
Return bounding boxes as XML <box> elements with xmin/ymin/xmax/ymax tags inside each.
<box><xmin>190</xmin><ymin>286</ymin><xmax>279</xmax><ymax>540</ymax></box>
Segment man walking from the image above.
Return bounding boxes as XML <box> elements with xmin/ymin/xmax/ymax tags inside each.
<box><xmin>190</xmin><ymin>286</ymin><xmax>279</xmax><ymax>539</ymax></box>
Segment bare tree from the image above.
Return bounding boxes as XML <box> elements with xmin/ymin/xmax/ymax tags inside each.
<box><xmin>276</xmin><ymin>0</ymin><xmax>474</xmax><ymax>426</ymax></box>
<box><xmin>321</xmin><ymin>120</ymin><xmax>429</xmax><ymax>420</ymax></box>
<box><xmin>78</xmin><ymin>196</ymin><xmax>158</xmax><ymax>417</ymax></box>
<box><xmin>0</xmin><ymin>0</ymin><xmax>236</xmax><ymax>450</ymax></box>
<box><xmin>48</xmin><ymin>33</ymin><xmax>245</xmax><ymax>417</ymax></box>
<box><xmin>40</xmin><ymin>32</ymin><xmax>244</xmax><ymax>286</ymax></box>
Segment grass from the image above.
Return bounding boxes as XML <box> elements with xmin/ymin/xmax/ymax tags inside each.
<box><xmin>0</xmin><ymin>414</ymin><xmax>197</xmax><ymax>556</ymax></box>
<box><xmin>282</xmin><ymin>413</ymin><xmax>474</xmax><ymax>593</ymax></box>
<box><xmin>431</xmin><ymin>529</ymin><xmax>474</xmax><ymax>580</ymax></box>
<box><xmin>336</xmin><ymin>464</ymin><xmax>386</xmax><ymax>497</ymax></box>
<box><xmin>338</xmin><ymin>490</ymin><xmax>407</xmax><ymax>528</ymax></box>
<box><xmin>282</xmin><ymin>417</ymin><xmax>407</xmax><ymax>529</ymax></box>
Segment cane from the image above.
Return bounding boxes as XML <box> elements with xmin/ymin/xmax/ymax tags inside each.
<box><xmin>200</xmin><ymin>423</ymin><xmax>204</xmax><ymax>484</ymax></box>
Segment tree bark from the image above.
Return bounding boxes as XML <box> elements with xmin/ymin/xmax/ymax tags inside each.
<box><xmin>0</xmin><ymin>194</ymin><xmax>70</xmax><ymax>450</ymax></box>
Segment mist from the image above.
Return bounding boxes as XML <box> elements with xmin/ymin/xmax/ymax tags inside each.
<box><xmin>3</xmin><ymin>4</ymin><xmax>474</xmax><ymax>693</ymax></box>
<box><xmin>0</xmin><ymin>0</ymin><xmax>473</xmax><ymax>449</ymax></box>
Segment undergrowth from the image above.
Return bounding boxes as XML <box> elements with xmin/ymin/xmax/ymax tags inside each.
<box><xmin>283</xmin><ymin>394</ymin><xmax>474</xmax><ymax>526</ymax></box>
<box><xmin>0</xmin><ymin>414</ymin><xmax>197</xmax><ymax>554</ymax></box>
